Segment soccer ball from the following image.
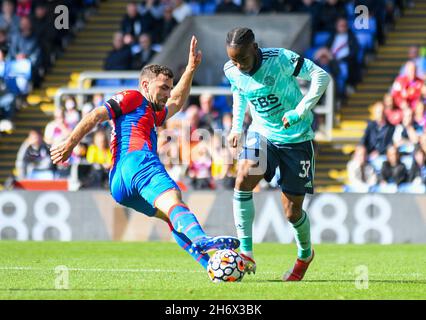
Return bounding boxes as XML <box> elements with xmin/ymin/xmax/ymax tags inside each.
<box><xmin>207</xmin><ymin>249</ymin><xmax>245</xmax><ymax>283</ymax></box>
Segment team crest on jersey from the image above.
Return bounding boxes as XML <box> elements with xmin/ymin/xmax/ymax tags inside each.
<box><xmin>112</xmin><ymin>93</ymin><xmax>124</xmax><ymax>104</ymax></box>
<box><xmin>290</xmin><ymin>55</ymin><xmax>299</xmax><ymax>64</ymax></box>
<box><xmin>264</xmin><ymin>76</ymin><xmax>275</xmax><ymax>86</ymax></box>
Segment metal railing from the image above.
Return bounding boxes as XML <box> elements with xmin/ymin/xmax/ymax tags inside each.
<box><xmin>55</xmin><ymin>71</ymin><xmax>335</xmax><ymax>140</ymax></box>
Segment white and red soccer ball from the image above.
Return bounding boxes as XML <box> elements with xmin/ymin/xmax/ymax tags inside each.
<box><xmin>207</xmin><ymin>249</ymin><xmax>245</xmax><ymax>283</ymax></box>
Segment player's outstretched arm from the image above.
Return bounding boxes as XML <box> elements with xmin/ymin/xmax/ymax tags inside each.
<box><xmin>165</xmin><ymin>35</ymin><xmax>202</xmax><ymax>120</ymax></box>
<box><xmin>50</xmin><ymin>107</ymin><xmax>109</xmax><ymax>164</ymax></box>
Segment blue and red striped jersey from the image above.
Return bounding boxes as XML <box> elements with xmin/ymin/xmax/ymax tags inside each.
<box><xmin>103</xmin><ymin>90</ymin><xmax>168</xmax><ymax>167</ymax></box>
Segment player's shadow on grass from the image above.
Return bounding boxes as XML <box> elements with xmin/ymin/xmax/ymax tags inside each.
<box><xmin>265</xmin><ymin>279</ymin><xmax>426</xmax><ymax>284</ymax></box>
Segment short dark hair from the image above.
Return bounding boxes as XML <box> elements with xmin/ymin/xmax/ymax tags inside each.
<box><xmin>226</xmin><ymin>27</ymin><xmax>255</xmax><ymax>48</ymax></box>
<box><xmin>140</xmin><ymin>64</ymin><xmax>174</xmax><ymax>81</ymax></box>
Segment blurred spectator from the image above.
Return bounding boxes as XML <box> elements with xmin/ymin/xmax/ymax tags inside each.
<box><xmin>158</xmin><ymin>129</ymin><xmax>186</xmax><ymax>182</ymax></box>
<box><xmin>399</xmin><ymin>45</ymin><xmax>426</xmax><ymax>79</ymax></box>
<box><xmin>243</xmin><ymin>0</ymin><xmax>261</xmax><ymax>15</ymax></box>
<box><xmin>68</xmin><ymin>142</ymin><xmax>94</xmax><ymax>190</ymax></box>
<box><xmin>316</xmin><ymin>0</ymin><xmax>347</xmax><ymax>32</ymax></box>
<box><xmin>82</xmin><ymin>93</ymin><xmax>104</xmax><ymax>113</ymax></box>
<box><xmin>215</xmin><ymin>0</ymin><xmax>242</xmax><ymax>14</ymax></box>
<box><xmin>420</xmin><ymin>132</ymin><xmax>426</xmax><ymax>155</ymax></box>
<box><xmin>123</xmin><ymin>33</ymin><xmax>135</xmax><ymax>46</ymax></box>
<box><xmin>413</xmin><ymin>101</ymin><xmax>426</xmax><ymax>128</ymax></box>
<box><xmin>408</xmin><ymin>146</ymin><xmax>426</xmax><ymax>185</ymax></box>
<box><xmin>63</xmin><ymin>96</ymin><xmax>81</xmax><ymax>129</ymax></box>
<box><xmin>199</xmin><ymin>93</ymin><xmax>221</xmax><ymax>130</ymax></box>
<box><xmin>354</xmin><ymin>0</ymin><xmax>386</xmax><ymax>45</ymax></box>
<box><xmin>9</xmin><ymin>16</ymin><xmax>42</xmax><ymax>83</ymax></box>
<box><xmin>172</xmin><ymin>0</ymin><xmax>192</xmax><ymax>23</ymax></box>
<box><xmin>70</xmin><ymin>142</ymin><xmax>89</xmax><ymax>165</ymax></box>
<box><xmin>138</xmin><ymin>0</ymin><xmax>164</xmax><ymax>19</ymax></box>
<box><xmin>16</xmin><ymin>0</ymin><xmax>32</xmax><ymax>18</ymax></box>
<box><xmin>420</xmin><ymin>83</ymin><xmax>426</xmax><ymax>103</ymax></box>
<box><xmin>31</xmin><ymin>2</ymin><xmax>59</xmax><ymax>70</ymax></box>
<box><xmin>0</xmin><ymin>0</ymin><xmax>20</xmax><ymax>38</ymax></box>
<box><xmin>121</xmin><ymin>2</ymin><xmax>155</xmax><ymax>39</ymax></box>
<box><xmin>211</xmin><ymin>134</ymin><xmax>236</xmax><ymax>189</ymax></box>
<box><xmin>295</xmin><ymin>0</ymin><xmax>321</xmax><ymax>42</ymax></box>
<box><xmin>379</xmin><ymin>145</ymin><xmax>408</xmax><ymax>186</ymax></box>
<box><xmin>346</xmin><ymin>144</ymin><xmax>377</xmax><ymax>191</ymax></box>
<box><xmin>222</xmin><ymin>112</ymin><xmax>232</xmax><ymax>133</ymax></box>
<box><xmin>392</xmin><ymin>108</ymin><xmax>422</xmax><ymax>153</ymax></box>
<box><xmin>391</xmin><ymin>61</ymin><xmax>423</xmax><ymax>109</ymax></box>
<box><xmin>85</xmin><ymin>130</ymin><xmax>112</xmax><ymax>188</ymax></box>
<box><xmin>185</xmin><ymin>104</ymin><xmax>201</xmax><ymax>134</ymax></box>
<box><xmin>81</xmin><ymin>94</ymin><xmax>105</xmax><ymax>136</ymax></box>
<box><xmin>313</xmin><ymin>47</ymin><xmax>342</xmax><ymax>98</ymax></box>
<box><xmin>153</xmin><ymin>5</ymin><xmax>178</xmax><ymax>44</ymax></box>
<box><xmin>0</xmin><ymin>29</ymin><xmax>8</xmax><ymax>49</ymax></box>
<box><xmin>131</xmin><ymin>33</ymin><xmax>156</xmax><ymax>70</ymax></box>
<box><xmin>21</xmin><ymin>129</ymin><xmax>54</xmax><ymax>179</ymax></box>
<box><xmin>104</xmin><ymin>32</ymin><xmax>132</xmax><ymax>70</ymax></box>
<box><xmin>188</xmin><ymin>141</ymin><xmax>212</xmax><ymax>189</ymax></box>
<box><xmin>361</xmin><ymin>102</ymin><xmax>395</xmax><ymax>158</ymax></box>
<box><xmin>325</xmin><ymin>17</ymin><xmax>361</xmax><ymax>87</ymax></box>
<box><xmin>86</xmin><ymin>130</ymin><xmax>112</xmax><ymax>168</ymax></box>
<box><xmin>0</xmin><ymin>46</ymin><xmax>16</xmax><ymax>132</ymax></box>
<box><xmin>383</xmin><ymin>93</ymin><xmax>402</xmax><ymax>125</ymax></box>
<box><xmin>44</xmin><ymin>108</ymin><xmax>71</xmax><ymax>146</ymax></box>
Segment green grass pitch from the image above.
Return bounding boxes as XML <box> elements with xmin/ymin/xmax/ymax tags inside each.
<box><xmin>0</xmin><ymin>241</ymin><xmax>425</xmax><ymax>299</ymax></box>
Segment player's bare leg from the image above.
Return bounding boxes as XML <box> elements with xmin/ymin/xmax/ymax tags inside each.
<box><xmin>154</xmin><ymin>189</ymin><xmax>240</xmax><ymax>254</ymax></box>
<box><xmin>281</xmin><ymin>192</ymin><xmax>314</xmax><ymax>281</ymax></box>
<box><xmin>233</xmin><ymin>159</ymin><xmax>264</xmax><ymax>274</ymax></box>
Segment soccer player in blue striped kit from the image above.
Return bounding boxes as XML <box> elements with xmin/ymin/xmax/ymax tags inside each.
<box><xmin>50</xmin><ymin>36</ymin><xmax>239</xmax><ymax>271</ymax></box>
<box><xmin>224</xmin><ymin>28</ymin><xmax>331</xmax><ymax>281</ymax></box>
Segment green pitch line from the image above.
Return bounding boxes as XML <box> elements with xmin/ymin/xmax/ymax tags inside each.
<box><xmin>0</xmin><ymin>241</ymin><xmax>425</xmax><ymax>300</ymax></box>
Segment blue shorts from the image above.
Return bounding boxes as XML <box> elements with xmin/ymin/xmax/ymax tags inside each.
<box><xmin>239</xmin><ymin>132</ymin><xmax>315</xmax><ymax>195</ymax></box>
<box><xmin>109</xmin><ymin>151</ymin><xmax>180</xmax><ymax>216</ymax></box>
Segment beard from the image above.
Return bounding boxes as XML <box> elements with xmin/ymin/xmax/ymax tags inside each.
<box><xmin>152</xmin><ymin>102</ymin><xmax>165</xmax><ymax>111</ymax></box>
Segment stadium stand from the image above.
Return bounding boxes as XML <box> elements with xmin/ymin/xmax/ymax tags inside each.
<box><xmin>0</xmin><ymin>0</ymin><xmax>424</xmax><ymax>194</ymax></box>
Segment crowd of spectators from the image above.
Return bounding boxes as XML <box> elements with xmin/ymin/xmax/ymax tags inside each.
<box><xmin>346</xmin><ymin>45</ymin><xmax>426</xmax><ymax>193</ymax></box>
<box><xmin>307</xmin><ymin>0</ymin><xmax>409</xmax><ymax>103</ymax></box>
<box><xmin>0</xmin><ymin>0</ymin><xmax>98</xmax><ymax>133</ymax></box>
<box><xmin>13</xmin><ymin>93</ymin><xmax>113</xmax><ymax>189</ymax></box>
<box><xmin>14</xmin><ymin>91</ymin><xmax>238</xmax><ymax>191</ymax></box>
<box><xmin>8</xmin><ymin>0</ymin><xmax>419</xmax><ymax>193</ymax></box>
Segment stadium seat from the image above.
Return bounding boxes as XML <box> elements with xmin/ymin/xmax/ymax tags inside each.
<box><xmin>304</xmin><ymin>47</ymin><xmax>318</xmax><ymax>61</ymax></box>
<box><xmin>4</xmin><ymin>59</ymin><xmax>32</xmax><ymax>95</ymax></box>
<box><xmin>345</xmin><ymin>2</ymin><xmax>355</xmax><ymax>21</ymax></box>
<box><xmin>371</xmin><ymin>155</ymin><xmax>387</xmax><ymax>174</ymax></box>
<box><xmin>95</xmin><ymin>79</ymin><xmax>122</xmax><ymax>87</ymax></box>
<box><xmin>355</xmin><ymin>32</ymin><xmax>374</xmax><ymax>53</ymax></box>
<box><xmin>343</xmin><ymin>184</ymin><xmax>370</xmax><ymax>193</ymax></box>
<box><xmin>370</xmin><ymin>183</ymin><xmax>398</xmax><ymax>193</ymax></box>
<box><xmin>352</xmin><ymin>17</ymin><xmax>377</xmax><ymax>53</ymax></box>
<box><xmin>122</xmin><ymin>79</ymin><xmax>139</xmax><ymax>87</ymax></box>
<box><xmin>398</xmin><ymin>183</ymin><xmax>426</xmax><ymax>193</ymax></box>
<box><xmin>313</xmin><ymin>31</ymin><xmax>331</xmax><ymax>48</ymax></box>
<box><xmin>400</xmin><ymin>155</ymin><xmax>414</xmax><ymax>170</ymax></box>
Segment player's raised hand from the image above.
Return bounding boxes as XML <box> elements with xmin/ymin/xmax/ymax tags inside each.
<box><xmin>50</xmin><ymin>140</ymin><xmax>73</xmax><ymax>164</ymax></box>
<box><xmin>187</xmin><ymin>35</ymin><xmax>202</xmax><ymax>72</ymax></box>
